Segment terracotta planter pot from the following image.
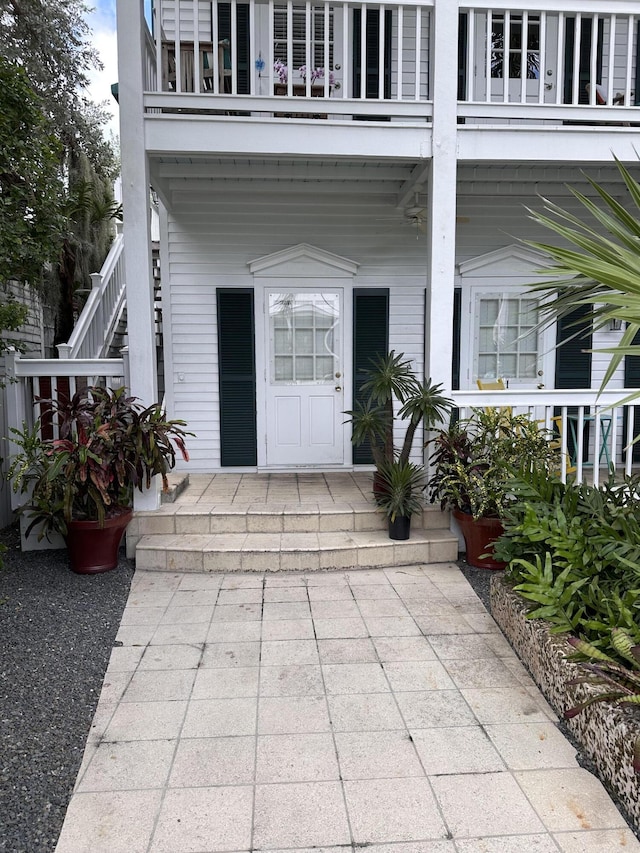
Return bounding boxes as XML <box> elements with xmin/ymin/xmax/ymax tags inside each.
<box><xmin>388</xmin><ymin>514</ymin><xmax>411</xmax><ymax>540</ymax></box>
<box><xmin>452</xmin><ymin>508</ymin><xmax>506</xmax><ymax>570</ymax></box>
<box><xmin>65</xmin><ymin>508</ymin><xmax>133</xmax><ymax>574</ymax></box>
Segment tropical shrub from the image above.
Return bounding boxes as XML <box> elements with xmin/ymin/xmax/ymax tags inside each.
<box><xmin>495</xmin><ymin>469</ymin><xmax>640</xmax><ymax>662</ymax></box>
<box><xmin>429</xmin><ymin>407</ymin><xmax>560</xmax><ymax>519</ymax></box>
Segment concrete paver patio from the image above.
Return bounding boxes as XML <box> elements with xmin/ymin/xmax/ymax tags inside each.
<box><xmin>55</xmin><ymin>563</ymin><xmax>639</xmax><ymax>853</ymax></box>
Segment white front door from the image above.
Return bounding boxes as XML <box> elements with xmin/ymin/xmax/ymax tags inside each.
<box><xmin>265</xmin><ymin>289</ymin><xmax>344</xmax><ymax>466</ymax></box>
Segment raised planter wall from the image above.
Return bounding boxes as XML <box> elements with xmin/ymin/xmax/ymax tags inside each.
<box><xmin>491</xmin><ymin>575</ymin><xmax>640</xmax><ymax>829</ymax></box>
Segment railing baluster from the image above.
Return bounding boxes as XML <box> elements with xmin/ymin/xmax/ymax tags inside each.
<box><xmin>360</xmin><ymin>4</ymin><xmax>367</xmax><ymax>99</ymax></box>
<box><xmin>194</xmin><ymin>0</ymin><xmax>201</xmax><ymax>92</ymax></box>
<box><xmin>231</xmin><ymin>0</ymin><xmax>238</xmax><ymax>94</ymax></box>
<box><xmin>589</xmin><ymin>14</ymin><xmax>598</xmax><ymax>104</ymax></box>
<box><xmin>379</xmin><ymin>3</ymin><xmax>386</xmax><ymax>99</ymax></box>
<box><xmin>607</xmin><ymin>14</ymin><xmax>616</xmax><ymax>105</ymax></box>
<box><xmin>538</xmin><ymin>11</ymin><xmax>546</xmax><ymax>104</ymax></box>
<box><xmin>342</xmin><ymin>2</ymin><xmax>349</xmax><ymax>99</ymax></box>
<box><xmin>626</xmin><ymin>405</ymin><xmax>635</xmax><ymax>476</ymax></box>
<box><xmin>305</xmin><ymin>1</ymin><xmax>311</xmax><ymax>97</ymax></box>
<box><xmin>268</xmin><ymin>0</ymin><xmax>274</xmax><ymax>98</ymax></box>
<box><xmin>212</xmin><ymin>0</ymin><xmax>220</xmax><ymax>94</ymax></box>
<box><xmin>625</xmin><ymin>15</ymin><xmax>634</xmax><ymax>106</ymax></box>
<box><xmin>323</xmin><ymin>1</ymin><xmax>330</xmax><ymax>98</ymax></box>
<box><xmin>155</xmin><ymin>0</ymin><xmax>163</xmax><ymax>91</ymax></box>
<box><xmin>466</xmin><ymin>9</ymin><xmax>474</xmax><ymax>102</ymax></box>
<box><xmin>503</xmin><ymin>11</ymin><xmax>510</xmax><ymax>103</ymax></box>
<box><xmin>397</xmin><ymin>5</ymin><xmax>403</xmax><ymax>101</ymax></box>
<box><xmin>593</xmin><ymin>405</ymin><xmax>602</xmax><ymax>487</ymax></box>
<box><xmin>287</xmin><ymin>0</ymin><xmax>294</xmax><ymax>97</ymax></box>
<box><xmin>485</xmin><ymin>10</ymin><xmax>491</xmax><ymax>103</ymax></box>
<box><xmin>520</xmin><ymin>10</ymin><xmax>527</xmax><ymax>104</ymax></box>
<box><xmin>572</xmin><ymin>13</ymin><xmax>581</xmax><ymax>104</ymax></box>
<box><xmin>249</xmin><ymin>0</ymin><xmax>256</xmax><ymax>95</ymax></box>
<box><xmin>576</xmin><ymin>405</ymin><xmax>585</xmax><ymax>483</ymax></box>
<box><xmin>414</xmin><ymin>6</ymin><xmax>421</xmax><ymax>101</ymax></box>
<box><xmin>175</xmin><ymin>0</ymin><xmax>182</xmax><ymax>92</ymax></box>
<box><xmin>555</xmin><ymin>11</ymin><xmax>564</xmax><ymax>105</ymax></box>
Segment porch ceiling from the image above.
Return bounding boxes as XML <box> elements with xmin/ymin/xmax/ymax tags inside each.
<box><xmin>148</xmin><ymin>156</ymin><xmax>629</xmax><ymax>210</ymax></box>
<box><xmin>148</xmin><ymin>155</ymin><xmax>426</xmax><ymax>209</ymax></box>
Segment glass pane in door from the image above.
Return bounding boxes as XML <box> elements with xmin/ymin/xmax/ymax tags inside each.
<box><xmin>269</xmin><ymin>292</ymin><xmax>340</xmax><ymax>383</ymax></box>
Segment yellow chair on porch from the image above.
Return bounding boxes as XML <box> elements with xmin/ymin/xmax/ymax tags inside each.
<box><xmin>476</xmin><ymin>378</ymin><xmax>506</xmax><ymax>392</ymax></box>
<box><xmin>549</xmin><ymin>415</ymin><xmax>577</xmax><ymax>475</ymax></box>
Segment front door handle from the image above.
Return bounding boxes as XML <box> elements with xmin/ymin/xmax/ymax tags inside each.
<box><xmin>335</xmin><ymin>386</ymin><xmax>342</xmax><ymax>392</ymax></box>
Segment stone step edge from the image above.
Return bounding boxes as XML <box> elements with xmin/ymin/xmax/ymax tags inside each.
<box><xmin>132</xmin><ymin>504</ymin><xmax>451</xmax><ymax>538</ymax></box>
<box><xmin>133</xmin><ymin>529</ymin><xmax>459</xmax><ymax>572</ymax></box>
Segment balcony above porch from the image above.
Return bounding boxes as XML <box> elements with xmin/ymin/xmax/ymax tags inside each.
<box><xmin>125</xmin><ymin>0</ymin><xmax>640</xmax><ymax>161</ymax></box>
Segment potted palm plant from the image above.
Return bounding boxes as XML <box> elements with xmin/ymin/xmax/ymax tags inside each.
<box><xmin>374</xmin><ymin>459</ymin><xmax>425</xmax><ymax>540</ymax></box>
<box><xmin>344</xmin><ymin>350</ymin><xmax>453</xmax><ymax>502</ymax></box>
<box><xmin>429</xmin><ymin>407</ymin><xmax>559</xmax><ymax>568</ymax></box>
<box><xmin>9</xmin><ymin>386</ymin><xmax>191</xmax><ymax>574</ymax></box>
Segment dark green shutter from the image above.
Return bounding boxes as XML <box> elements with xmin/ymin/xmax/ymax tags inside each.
<box><xmin>554</xmin><ymin>304</ymin><xmax>592</xmax><ymax>458</ymax></box>
<box><xmin>563</xmin><ymin>17</ymin><xmax>604</xmax><ymax>104</ymax></box>
<box><xmin>217</xmin><ymin>289</ymin><xmax>257</xmax><ymax>466</ymax></box>
<box><xmin>623</xmin><ymin>328</ymin><xmax>640</xmax><ymax>462</ymax></box>
<box><xmin>352</xmin><ymin>9</ymin><xmax>392</xmax><ymax>103</ymax></box>
<box><xmin>452</xmin><ymin>288</ymin><xmax>462</xmax><ymax>391</ymax></box>
<box><xmin>218</xmin><ymin>4</ymin><xmax>250</xmax><ymax>94</ymax></box>
<box><xmin>352</xmin><ymin>288</ymin><xmax>389</xmax><ymax>464</ymax></box>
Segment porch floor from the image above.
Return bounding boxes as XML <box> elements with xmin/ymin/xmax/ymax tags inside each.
<box><xmin>54</xmin><ymin>564</ymin><xmax>638</xmax><ymax>852</ymax></box>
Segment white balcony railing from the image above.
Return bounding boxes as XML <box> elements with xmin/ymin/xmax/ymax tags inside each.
<box><xmin>451</xmin><ymin>388</ymin><xmax>640</xmax><ymax>487</ymax></box>
<box><xmin>145</xmin><ymin>1</ymin><xmax>638</xmax><ymax>121</ymax></box>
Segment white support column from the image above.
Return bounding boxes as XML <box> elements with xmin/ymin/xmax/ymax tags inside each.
<box><xmin>425</xmin><ymin>0</ymin><xmax>458</xmax><ymax>395</ymax></box>
<box><xmin>116</xmin><ymin>0</ymin><xmax>160</xmax><ymax>511</ymax></box>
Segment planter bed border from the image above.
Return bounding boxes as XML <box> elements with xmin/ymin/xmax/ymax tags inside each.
<box><xmin>490</xmin><ymin>574</ymin><xmax>640</xmax><ymax>831</ymax></box>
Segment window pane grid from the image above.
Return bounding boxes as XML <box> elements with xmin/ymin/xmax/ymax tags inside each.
<box><xmin>477</xmin><ymin>295</ymin><xmax>539</xmax><ymax>381</ymax></box>
<box><xmin>270</xmin><ymin>292</ymin><xmax>339</xmax><ymax>384</ymax></box>
<box><xmin>274</xmin><ymin>6</ymin><xmax>334</xmax><ymax>71</ymax></box>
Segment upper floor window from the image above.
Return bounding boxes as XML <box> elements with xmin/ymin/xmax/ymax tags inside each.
<box><xmin>273</xmin><ymin>4</ymin><xmax>334</xmax><ymax>71</ymax></box>
<box><xmin>491</xmin><ymin>14</ymin><xmax>540</xmax><ymax>79</ymax></box>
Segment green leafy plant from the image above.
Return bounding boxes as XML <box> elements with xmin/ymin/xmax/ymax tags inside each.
<box><xmin>496</xmin><ymin>468</ymin><xmax>640</xmax><ymax>661</ymax></box>
<box><xmin>374</xmin><ymin>459</ymin><xmax>425</xmax><ymax>522</ymax></box>
<box><xmin>564</xmin><ymin>629</ymin><xmax>640</xmax><ymax>774</ymax></box>
<box><xmin>429</xmin><ymin>407</ymin><xmax>560</xmax><ymax>519</ymax></box>
<box><xmin>8</xmin><ymin>386</ymin><xmax>192</xmax><ymax>539</ymax></box>
<box><xmin>344</xmin><ymin>351</ymin><xmax>452</xmax><ymax>470</ymax></box>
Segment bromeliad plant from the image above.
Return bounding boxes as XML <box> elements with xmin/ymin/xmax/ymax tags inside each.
<box><xmin>9</xmin><ymin>386</ymin><xmax>191</xmax><ymax>539</ymax></box>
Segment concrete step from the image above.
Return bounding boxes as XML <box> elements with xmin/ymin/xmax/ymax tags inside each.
<box><xmin>132</xmin><ymin>503</ymin><xmax>449</xmax><ymax>537</ymax></box>
<box><xmin>134</xmin><ymin>527</ymin><xmax>458</xmax><ymax>572</ymax></box>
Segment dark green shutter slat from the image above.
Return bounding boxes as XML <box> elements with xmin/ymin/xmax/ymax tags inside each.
<box><xmin>218</xmin><ymin>3</ymin><xmax>250</xmax><ymax>94</ymax></box>
<box><xmin>623</xmin><ymin>328</ymin><xmax>640</xmax><ymax>462</ymax></box>
<box><xmin>217</xmin><ymin>289</ymin><xmax>257</xmax><ymax>466</ymax></box>
<box><xmin>352</xmin><ymin>288</ymin><xmax>389</xmax><ymax>464</ymax></box>
<box><xmin>452</xmin><ymin>288</ymin><xmax>462</xmax><ymax>391</ymax></box>
<box><xmin>554</xmin><ymin>304</ymin><xmax>592</xmax><ymax>459</ymax></box>
<box><xmin>352</xmin><ymin>9</ymin><xmax>392</xmax><ymax>106</ymax></box>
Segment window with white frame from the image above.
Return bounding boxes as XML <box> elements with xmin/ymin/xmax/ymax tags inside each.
<box><xmin>475</xmin><ymin>293</ymin><xmax>539</xmax><ymax>382</ymax></box>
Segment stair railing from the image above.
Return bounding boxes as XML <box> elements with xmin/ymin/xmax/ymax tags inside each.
<box><xmin>57</xmin><ymin>223</ymin><xmax>126</xmax><ymax>361</ymax></box>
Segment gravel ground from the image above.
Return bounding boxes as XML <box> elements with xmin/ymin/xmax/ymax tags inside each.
<box><xmin>0</xmin><ymin>523</ymin><xmax>134</xmax><ymax>853</ymax></box>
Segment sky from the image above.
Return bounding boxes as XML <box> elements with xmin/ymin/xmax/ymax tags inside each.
<box><xmin>84</xmin><ymin>0</ymin><xmax>120</xmax><ymax>141</ymax></box>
